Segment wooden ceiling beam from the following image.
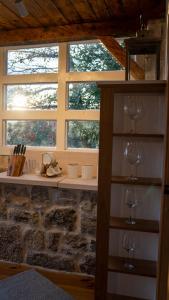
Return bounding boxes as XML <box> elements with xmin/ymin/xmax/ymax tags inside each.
<box><xmin>0</xmin><ymin>19</ymin><xmax>138</xmax><ymax>46</ymax></box>
<box><xmin>100</xmin><ymin>36</ymin><xmax>145</xmax><ymax>80</ymax></box>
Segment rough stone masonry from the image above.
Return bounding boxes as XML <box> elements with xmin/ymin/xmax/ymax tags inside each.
<box><xmin>0</xmin><ymin>183</ymin><xmax>97</xmax><ymax>275</ymax></box>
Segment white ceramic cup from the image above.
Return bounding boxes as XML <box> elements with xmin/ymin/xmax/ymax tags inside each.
<box><xmin>67</xmin><ymin>163</ymin><xmax>79</xmax><ymax>179</ymax></box>
<box><xmin>81</xmin><ymin>165</ymin><xmax>93</xmax><ymax>180</ymax></box>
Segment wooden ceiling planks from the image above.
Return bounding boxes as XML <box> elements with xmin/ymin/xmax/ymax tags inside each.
<box><xmin>70</xmin><ymin>0</ymin><xmax>97</xmax><ymax>22</ymax></box>
<box><xmin>34</xmin><ymin>0</ymin><xmax>68</xmax><ymax>25</ymax></box>
<box><xmin>104</xmin><ymin>0</ymin><xmax>123</xmax><ymax>17</ymax></box>
<box><xmin>0</xmin><ymin>0</ymin><xmax>41</xmax><ymax>28</ymax></box>
<box><xmin>87</xmin><ymin>0</ymin><xmax>111</xmax><ymax>20</ymax></box>
<box><xmin>23</xmin><ymin>0</ymin><xmax>53</xmax><ymax>26</ymax></box>
<box><xmin>0</xmin><ymin>2</ymin><xmax>27</xmax><ymax>28</ymax></box>
<box><xmin>0</xmin><ymin>0</ymin><xmax>165</xmax><ymax>45</ymax></box>
<box><xmin>51</xmin><ymin>0</ymin><xmax>82</xmax><ymax>24</ymax></box>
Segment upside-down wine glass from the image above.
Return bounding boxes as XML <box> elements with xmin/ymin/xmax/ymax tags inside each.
<box><xmin>122</xmin><ymin>232</ymin><xmax>136</xmax><ymax>270</ymax></box>
<box><xmin>124</xmin><ymin>141</ymin><xmax>143</xmax><ymax>181</ymax></box>
<box><xmin>124</xmin><ymin>187</ymin><xmax>138</xmax><ymax>225</ymax></box>
<box><xmin>123</xmin><ymin>95</ymin><xmax>143</xmax><ymax>133</ymax></box>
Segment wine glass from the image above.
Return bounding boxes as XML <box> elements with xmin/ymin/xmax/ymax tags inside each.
<box><xmin>124</xmin><ymin>187</ymin><xmax>138</xmax><ymax>224</ymax></box>
<box><xmin>123</xmin><ymin>96</ymin><xmax>143</xmax><ymax>133</ymax></box>
<box><xmin>124</xmin><ymin>141</ymin><xmax>143</xmax><ymax>181</ymax></box>
<box><xmin>122</xmin><ymin>232</ymin><xmax>136</xmax><ymax>270</ymax></box>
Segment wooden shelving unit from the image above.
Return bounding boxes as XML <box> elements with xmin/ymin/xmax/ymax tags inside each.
<box><xmin>95</xmin><ymin>81</ymin><xmax>167</xmax><ymax>300</ymax></box>
<box><xmin>109</xmin><ymin>217</ymin><xmax>159</xmax><ymax>233</ymax></box>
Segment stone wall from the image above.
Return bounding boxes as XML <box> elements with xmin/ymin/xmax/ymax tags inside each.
<box><xmin>0</xmin><ymin>183</ymin><xmax>97</xmax><ymax>275</ymax></box>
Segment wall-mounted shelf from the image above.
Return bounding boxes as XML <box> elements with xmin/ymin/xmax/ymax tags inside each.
<box><xmin>111</xmin><ymin>176</ymin><xmax>162</xmax><ymax>186</ymax></box>
<box><xmin>112</xmin><ymin>133</ymin><xmax>164</xmax><ymax>139</ymax></box>
<box><xmin>109</xmin><ymin>217</ymin><xmax>159</xmax><ymax>233</ymax></box>
<box><xmin>108</xmin><ymin>256</ymin><xmax>157</xmax><ymax>278</ymax></box>
<box><xmin>107</xmin><ymin>294</ymin><xmax>148</xmax><ymax>300</ymax></box>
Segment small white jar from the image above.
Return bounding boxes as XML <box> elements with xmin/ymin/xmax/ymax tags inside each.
<box><xmin>67</xmin><ymin>163</ymin><xmax>79</xmax><ymax>179</ymax></box>
<box><xmin>81</xmin><ymin>165</ymin><xmax>93</xmax><ymax>180</ymax></box>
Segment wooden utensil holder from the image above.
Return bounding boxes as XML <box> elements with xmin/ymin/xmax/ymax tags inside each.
<box><xmin>7</xmin><ymin>155</ymin><xmax>26</xmax><ymax>176</ymax></box>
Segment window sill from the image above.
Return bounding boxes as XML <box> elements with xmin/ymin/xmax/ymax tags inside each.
<box><xmin>0</xmin><ymin>172</ymin><xmax>98</xmax><ymax>191</ymax></box>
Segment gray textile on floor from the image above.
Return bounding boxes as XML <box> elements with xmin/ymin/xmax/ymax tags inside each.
<box><xmin>0</xmin><ymin>269</ymin><xmax>74</xmax><ymax>300</ymax></box>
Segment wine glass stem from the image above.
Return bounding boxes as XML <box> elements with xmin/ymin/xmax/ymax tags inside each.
<box><xmin>130</xmin><ymin>164</ymin><xmax>135</xmax><ymax>178</ymax></box>
<box><xmin>131</xmin><ymin>120</ymin><xmax>135</xmax><ymax>133</ymax></box>
<box><xmin>135</xmin><ymin>164</ymin><xmax>139</xmax><ymax>178</ymax></box>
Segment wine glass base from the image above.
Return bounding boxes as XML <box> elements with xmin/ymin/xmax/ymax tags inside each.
<box><xmin>128</xmin><ymin>176</ymin><xmax>138</xmax><ymax>182</ymax></box>
<box><xmin>124</xmin><ymin>262</ymin><xmax>135</xmax><ymax>270</ymax></box>
<box><xmin>125</xmin><ymin>219</ymin><xmax>136</xmax><ymax>225</ymax></box>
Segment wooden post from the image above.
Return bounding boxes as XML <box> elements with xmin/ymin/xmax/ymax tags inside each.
<box><xmin>95</xmin><ymin>86</ymin><xmax>114</xmax><ymax>300</ymax></box>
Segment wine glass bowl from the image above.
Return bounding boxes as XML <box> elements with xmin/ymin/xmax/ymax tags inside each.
<box><xmin>122</xmin><ymin>232</ymin><xmax>136</xmax><ymax>270</ymax></box>
<box><xmin>123</xmin><ymin>96</ymin><xmax>143</xmax><ymax>133</ymax></box>
<box><xmin>124</xmin><ymin>187</ymin><xmax>138</xmax><ymax>224</ymax></box>
<box><xmin>124</xmin><ymin>141</ymin><xmax>143</xmax><ymax>181</ymax></box>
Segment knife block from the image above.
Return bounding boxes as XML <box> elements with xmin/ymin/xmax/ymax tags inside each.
<box><xmin>7</xmin><ymin>155</ymin><xmax>26</xmax><ymax>176</ymax></box>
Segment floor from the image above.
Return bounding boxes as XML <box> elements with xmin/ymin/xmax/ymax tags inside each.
<box><xmin>63</xmin><ymin>285</ymin><xmax>94</xmax><ymax>300</ymax></box>
<box><xmin>0</xmin><ymin>261</ymin><xmax>95</xmax><ymax>300</ymax></box>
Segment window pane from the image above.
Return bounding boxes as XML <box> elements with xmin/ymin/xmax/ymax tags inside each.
<box><xmin>6</xmin><ymin>83</ymin><xmax>57</xmax><ymax>111</ymax></box>
<box><xmin>6</xmin><ymin>120</ymin><xmax>56</xmax><ymax>147</ymax></box>
<box><xmin>69</xmin><ymin>42</ymin><xmax>122</xmax><ymax>72</ymax></box>
<box><xmin>67</xmin><ymin>120</ymin><xmax>99</xmax><ymax>149</ymax></box>
<box><xmin>68</xmin><ymin>83</ymin><xmax>100</xmax><ymax>110</ymax></box>
<box><xmin>7</xmin><ymin>46</ymin><xmax>58</xmax><ymax>75</ymax></box>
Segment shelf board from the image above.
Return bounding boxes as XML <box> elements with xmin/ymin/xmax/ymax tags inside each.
<box><xmin>111</xmin><ymin>176</ymin><xmax>162</xmax><ymax>186</ymax></box>
<box><xmin>108</xmin><ymin>256</ymin><xmax>156</xmax><ymax>278</ymax></box>
<box><xmin>109</xmin><ymin>217</ymin><xmax>159</xmax><ymax>233</ymax></box>
<box><xmin>98</xmin><ymin>81</ymin><xmax>166</xmax><ymax>93</ymax></box>
<box><xmin>107</xmin><ymin>294</ymin><xmax>148</xmax><ymax>300</ymax></box>
<box><xmin>112</xmin><ymin>133</ymin><xmax>164</xmax><ymax>139</ymax></box>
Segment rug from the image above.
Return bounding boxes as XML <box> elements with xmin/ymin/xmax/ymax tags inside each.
<box><xmin>0</xmin><ymin>269</ymin><xmax>74</xmax><ymax>300</ymax></box>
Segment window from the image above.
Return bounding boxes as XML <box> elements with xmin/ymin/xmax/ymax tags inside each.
<box><xmin>6</xmin><ymin>83</ymin><xmax>58</xmax><ymax>111</ymax></box>
<box><xmin>6</xmin><ymin>120</ymin><xmax>56</xmax><ymax>146</ymax></box>
<box><xmin>7</xmin><ymin>46</ymin><xmax>59</xmax><ymax>74</ymax></box>
<box><xmin>67</xmin><ymin>120</ymin><xmax>99</xmax><ymax>149</ymax></box>
<box><xmin>68</xmin><ymin>83</ymin><xmax>100</xmax><ymax>110</ymax></box>
<box><xmin>69</xmin><ymin>42</ymin><xmax>122</xmax><ymax>72</ymax></box>
<box><xmin>0</xmin><ymin>41</ymin><xmax>124</xmax><ymax>150</ymax></box>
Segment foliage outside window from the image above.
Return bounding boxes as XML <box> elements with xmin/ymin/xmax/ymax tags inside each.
<box><xmin>7</xmin><ymin>46</ymin><xmax>59</xmax><ymax>74</ymax></box>
<box><xmin>69</xmin><ymin>42</ymin><xmax>122</xmax><ymax>72</ymax></box>
<box><xmin>6</xmin><ymin>120</ymin><xmax>56</xmax><ymax>147</ymax></box>
<box><xmin>6</xmin><ymin>83</ymin><xmax>58</xmax><ymax>111</ymax></box>
<box><xmin>67</xmin><ymin>121</ymin><xmax>99</xmax><ymax>149</ymax></box>
<box><xmin>2</xmin><ymin>41</ymin><xmax>123</xmax><ymax>149</ymax></box>
<box><xmin>68</xmin><ymin>83</ymin><xmax>100</xmax><ymax>110</ymax></box>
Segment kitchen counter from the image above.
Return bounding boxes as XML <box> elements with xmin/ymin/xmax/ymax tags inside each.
<box><xmin>0</xmin><ymin>172</ymin><xmax>98</xmax><ymax>191</ymax></box>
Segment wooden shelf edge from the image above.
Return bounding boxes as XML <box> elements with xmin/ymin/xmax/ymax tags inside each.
<box><xmin>111</xmin><ymin>176</ymin><xmax>162</xmax><ymax>186</ymax></box>
<box><xmin>98</xmin><ymin>81</ymin><xmax>166</xmax><ymax>93</ymax></box>
<box><xmin>112</xmin><ymin>133</ymin><xmax>164</xmax><ymax>139</ymax></box>
<box><xmin>107</xmin><ymin>294</ymin><xmax>148</xmax><ymax>300</ymax></box>
<box><xmin>108</xmin><ymin>256</ymin><xmax>157</xmax><ymax>278</ymax></box>
<box><xmin>109</xmin><ymin>216</ymin><xmax>159</xmax><ymax>233</ymax></box>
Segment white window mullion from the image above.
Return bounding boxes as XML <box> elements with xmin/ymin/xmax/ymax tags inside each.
<box><xmin>57</xmin><ymin>43</ymin><xmax>67</xmax><ymax>150</ymax></box>
<box><xmin>0</xmin><ymin>48</ymin><xmax>5</xmax><ymax>148</ymax></box>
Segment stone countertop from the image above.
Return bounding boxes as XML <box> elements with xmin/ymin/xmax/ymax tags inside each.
<box><xmin>58</xmin><ymin>177</ymin><xmax>98</xmax><ymax>191</ymax></box>
<box><xmin>0</xmin><ymin>172</ymin><xmax>98</xmax><ymax>191</ymax></box>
